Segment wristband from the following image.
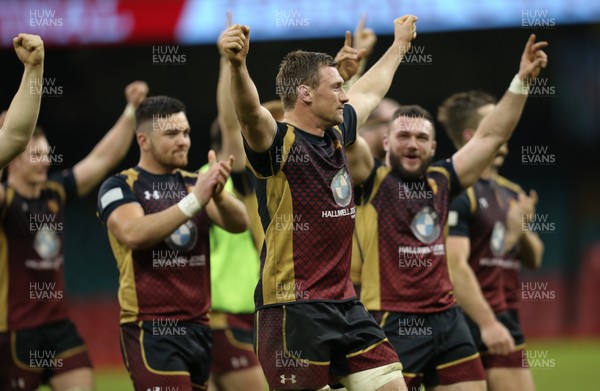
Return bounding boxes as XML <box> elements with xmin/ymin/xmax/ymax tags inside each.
<box><xmin>177</xmin><ymin>193</ymin><xmax>202</xmax><ymax>218</ymax></box>
<box><xmin>123</xmin><ymin>103</ymin><xmax>136</xmax><ymax>119</ymax></box>
<box><xmin>508</xmin><ymin>74</ymin><xmax>529</xmax><ymax>95</ymax></box>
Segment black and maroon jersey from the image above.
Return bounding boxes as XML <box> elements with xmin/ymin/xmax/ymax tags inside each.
<box><xmin>97</xmin><ymin>167</ymin><xmax>211</xmax><ymax>325</ymax></box>
<box><xmin>495</xmin><ymin>176</ymin><xmax>524</xmax><ymax>311</ymax></box>
<box><xmin>448</xmin><ymin>178</ymin><xmax>515</xmax><ymax>313</ymax></box>
<box><xmin>0</xmin><ymin>170</ymin><xmax>77</xmax><ymax>331</ymax></box>
<box><xmin>356</xmin><ymin>159</ymin><xmax>462</xmax><ymax>313</ymax></box>
<box><xmin>244</xmin><ymin>105</ymin><xmax>357</xmax><ymax>308</ymax></box>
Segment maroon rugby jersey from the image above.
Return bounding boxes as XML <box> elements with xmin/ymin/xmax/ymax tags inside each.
<box><xmin>0</xmin><ymin>170</ymin><xmax>76</xmax><ymax>331</ymax></box>
<box><xmin>356</xmin><ymin>159</ymin><xmax>462</xmax><ymax>313</ymax></box>
<box><xmin>448</xmin><ymin>178</ymin><xmax>514</xmax><ymax>313</ymax></box>
<box><xmin>496</xmin><ymin>176</ymin><xmax>524</xmax><ymax>311</ymax></box>
<box><xmin>98</xmin><ymin>167</ymin><xmax>211</xmax><ymax>325</ymax></box>
<box><xmin>244</xmin><ymin>105</ymin><xmax>357</xmax><ymax>308</ymax></box>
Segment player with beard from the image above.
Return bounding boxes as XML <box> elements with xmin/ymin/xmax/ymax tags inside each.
<box><xmin>353</xmin><ymin>34</ymin><xmax>548</xmax><ymax>390</ymax></box>
<box><xmin>97</xmin><ymin>96</ymin><xmax>248</xmax><ymax>391</ymax></box>
<box><xmin>0</xmin><ymin>34</ymin><xmax>44</xmax><ymax>170</ymax></box>
<box><xmin>440</xmin><ymin>90</ymin><xmax>543</xmax><ymax>391</ymax></box>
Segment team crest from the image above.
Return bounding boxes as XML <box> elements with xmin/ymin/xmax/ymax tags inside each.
<box><xmin>33</xmin><ymin>230</ymin><xmax>61</xmax><ymax>259</ymax></box>
<box><xmin>490</xmin><ymin>221</ymin><xmax>506</xmax><ymax>256</ymax></box>
<box><xmin>165</xmin><ymin>220</ymin><xmax>198</xmax><ymax>253</ymax></box>
<box><xmin>410</xmin><ymin>206</ymin><xmax>441</xmax><ymax>244</ymax></box>
<box><xmin>331</xmin><ymin>168</ymin><xmax>352</xmax><ymax>207</ymax></box>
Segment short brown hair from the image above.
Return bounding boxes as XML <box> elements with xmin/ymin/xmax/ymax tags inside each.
<box><xmin>437</xmin><ymin>91</ymin><xmax>496</xmax><ymax>148</ymax></box>
<box><xmin>390</xmin><ymin>105</ymin><xmax>436</xmax><ymax>139</ymax></box>
<box><xmin>276</xmin><ymin>50</ymin><xmax>336</xmax><ymax>111</ymax></box>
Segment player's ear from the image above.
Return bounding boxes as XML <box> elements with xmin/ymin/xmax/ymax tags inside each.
<box><xmin>383</xmin><ymin>131</ymin><xmax>390</xmax><ymax>152</ymax></box>
<box><xmin>297</xmin><ymin>85</ymin><xmax>312</xmax><ymax>103</ymax></box>
<box><xmin>430</xmin><ymin>140</ymin><xmax>436</xmax><ymax>157</ymax></box>
<box><xmin>137</xmin><ymin>131</ymin><xmax>150</xmax><ymax>152</ymax></box>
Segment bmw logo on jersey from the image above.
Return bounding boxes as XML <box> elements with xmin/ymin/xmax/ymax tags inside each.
<box><xmin>410</xmin><ymin>206</ymin><xmax>441</xmax><ymax>244</ymax></box>
<box><xmin>33</xmin><ymin>230</ymin><xmax>61</xmax><ymax>259</ymax></box>
<box><xmin>331</xmin><ymin>168</ymin><xmax>352</xmax><ymax>207</ymax></box>
<box><xmin>165</xmin><ymin>220</ymin><xmax>198</xmax><ymax>253</ymax></box>
<box><xmin>490</xmin><ymin>221</ymin><xmax>506</xmax><ymax>257</ymax></box>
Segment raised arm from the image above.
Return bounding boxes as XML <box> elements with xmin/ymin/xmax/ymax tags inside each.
<box><xmin>505</xmin><ymin>189</ymin><xmax>544</xmax><ymax>269</ymax></box>
<box><xmin>106</xmin><ymin>151</ymin><xmax>229</xmax><ymax>250</ymax></box>
<box><xmin>205</xmin><ymin>155</ymin><xmax>248</xmax><ymax>233</ymax></box>
<box><xmin>220</xmin><ymin>24</ymin><xmax>276</xmax><ymax>153</ymax></box>
<box><xmin>446</xmin><ymin>235</ymin><xmax>515</xmax><ymax>355</ymax></box>
<box><xmin>342</xmin><ymin>14</ymin><xmax>378</xmax><ymax>90</ymax></box>
<box><xmin>0</xmin><ymin>34</ymin><xmax>44</xmax><ymax>169</ymax></box>
<box><xmin>73</xmin><ymin>81</ymin><xmax>149</xmax><ymax>196</ymax></box>
<box><xmin>217</xmin><ymin>14</ymin><xmax>246</xmax><ymax>171</ymax></box>
<box><xmin>348</xmin><ymin>15</ymin><xmax>417</xmax><ymax>130</ymax></box>
<box><xmin>453</xmin><ymin>34</ymin><xmax>548</xmax><ymax>188</ymax></box>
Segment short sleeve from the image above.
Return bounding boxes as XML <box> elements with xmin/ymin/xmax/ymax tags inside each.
<box><xmin>448</xmin><ymin>191</ymin><xmax>473</xmax><ymax>237</ymax></box>
<box><xmin>243</xmin><ymin>122</ymin><xmax>287</xmax><ymax>178</ymax></box>
<box><xmin>432</xmin><ymin>158</ymin><xmax>462</xmax><ymax>199</ymax></box>
<box><xmin>340</xmin><ymin>104</ymin><xmax>357</xmax><ymax>147</ymax></box>
<box><xmin>97</xmin><ymin>175</ymin><xmax>138</xmax><ymax>223</ymax></box>
<box><xmin>49</xmin><ymin>168</ymin><xmax>78</xmax><ymax>203</ymax></box>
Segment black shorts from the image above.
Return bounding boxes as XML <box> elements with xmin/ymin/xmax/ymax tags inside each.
<box><xmin>3</xmin><ymin>319</ymin><xmax>92</xmax><ymax>391</ymax></box>
<box><xmin>120</xmin><ymin>320</ymin><xmax>212</xmax><ymax>390</ymax></box>
<box><xmin>372</xmin><ymin>305</ymin><xmax>485</xmax><ymax>389</ymax></box>
<box><xmin>210</xmin><ymin>313</ymin><xmax>260</xmax><ymax>376</ymax></box>
<box><xmin>255</xmin><ymin>299</ymin><xmax>399</xmax><ymax>390</ymax></box>
<box><xmin>466</xmin><ymin>309</ymin><xmax>527</xmax><ymax>369</ymax></box>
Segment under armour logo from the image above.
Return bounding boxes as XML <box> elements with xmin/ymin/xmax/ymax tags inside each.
<box><xmin>478</xmin><ymin>197</ymin><xmax>489</xmax><ymax>208</ymax></box>
<box><xmin>144</xmin><ymin>190</ymin><xmax>160</xmax><ymax>200</ymax></box>
<box><xmin>280</xmin><ymin>374</ymin><xmax>297</xmax><ymax>384</ymax></box>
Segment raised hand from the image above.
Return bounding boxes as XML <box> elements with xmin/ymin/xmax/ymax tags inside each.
<box><xmin>208</xmin><ymin>150</ymin><xmax>234</xmax><ymax>201</ymax></box>
<box><xmin>125</xmin><ymin>81</ymin><xmax>149</xmax><ymax>108</ymax></box>
<box><xmin>13</xmin><ymin>33</ymin><xmax>44</xmax><ymax>67</ymax></box>
<box><xmin>217</xmin><ymin>11</ymin><xmax>233</xmax><ymax>57</ymax></box>
<box><xmin>354</xmin><ymin>14</ymin><xmax>377</xmax><ymax>57</ymax></box>
<box><xmin>518</xmin><ymin>34</ymin><xmax>548</xmax><ymax>81</ymax></box>
<box><xmin>394</xmin><ymin>15</ymin><xmax>418</xmax><ymax>52</ymax></box>
<box><xmin>335</xmin><ymin>31</ymin><xmax>366</xmax><ymax>81</ymax></box>
<box><xmin>219</xmin><ymin>24</ymin><xmax>250</xmax><ymax>66</ymax></box>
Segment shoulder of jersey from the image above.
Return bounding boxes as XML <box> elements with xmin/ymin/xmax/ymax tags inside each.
<box><xmin>496</xmin><ymin>175</ymin><xmax>523</xmax><ymax>194</ymax></box>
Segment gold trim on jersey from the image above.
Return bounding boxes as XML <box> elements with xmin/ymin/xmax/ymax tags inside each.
<box><xmin>139</xmin><ymin>321</ymin><xmax>190</xmax><ymax>376</ymax></box>
<box><xmin>282</xmin><ymin>306</ymin><xmax>329</xmax><ymax>365</ymax></box>
<box><xmin>261</xmin><ymin>127</ymin><xmax>297</xmax><ymax>304</ymax></box>
<box><xmin>109</xmin><ymin>231</ymin><xmax>139</xmax><ymax>324</ymax></box>
<box><xmin>436</xmin><ymin>352</ymin><xmax>481</xmax><ymax>369</ymax></box>
<box><xmin>466</xmin><ymin>187</ymin><xmax>477</xmax><ymax>214</ymax></box>
<box><xmin>378</xmin><ymin>312</ymin><xmax>390</xmax><ymax>328</ymax></box>
<box><xmin>0</xmin><ymin>229</ymin><xmax>8</xmax><ymax>332</ymax></box>
<box><xmin>209</xmin><ymin>311</ymin><xmax>228</xmax><ymax>329</ymax></box>
<box><xmin>401</xmin><ymin>372</ymin><xmax>423</xmax><ymax>378</ymax></box>
<box><xmin>0</xmin><ymin>186</ymin><xmax>15</xmax><ymax>221</ymax></box>
<box><xmin>496</xmin><ymin>175</ymin><xmax>523</xmax><ymax>195</ymax></box>
<box><xmin>242</xmin><ymin>193</ymin><xmax>264</xmax><ymax>253</ymax></box>
<box><xmin>358</xmin><ymin>203</ymin><xmax>382</xmax><ymax>310</ymax></box>
<box><xmin>426</xmin><ymin>166</ymin><xmax>451</xmax><ymax>189</ymax></box>
<box><xmin>122</xmin><ymin>168</ymin><xmax>140</xmax><ymax>189</ymax></box>
<box><xmin>42</xmin><ymin>181</ymin><xmax>66</xmax><ymax>203</ymax></box>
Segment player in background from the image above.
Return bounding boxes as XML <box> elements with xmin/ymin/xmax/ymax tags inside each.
<box><xmin>440</xmin><ymin>90</ymin><xmax>543</xmax><ymax>390</ymax></box>
<box><xmin>0</xmin><ymin>80</ymin><xmax>148</xmax><ymax>391</ymax></box>
<box><xmin>97</xmin><ymin>95</ymin><xmax>248</xmax><ymax>391</ymax></box>
<box><xmin>205</xmin><ymin>14</ymin><xmax>268</xmax><ymax>391</ymax></box>
<box><xmin>221</xmin><ymin>15</ymin><xmax>418</xmax><ymax>391</ymax></box>
<box><xmin>0</xmin><ymin>34</ymin><xmax>44</xmax><ymax>169</ymax></box>
<box><xmin>353</xmin><ymin>35</ymin><xmax>548</xmax><ymax>390</ymax></box>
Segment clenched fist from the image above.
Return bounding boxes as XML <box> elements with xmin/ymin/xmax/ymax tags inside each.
<box><xmin>219</xmin><ymin>24</ymin><xmax>251</xmax><ymax>67</ymax></box>
<box><xmin>13</xmin><ymin>34</ymin><xmax>44</xmax><ymax>67</ymax></box>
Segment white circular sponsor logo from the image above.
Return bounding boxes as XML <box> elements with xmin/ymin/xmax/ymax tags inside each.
<box><xmin>33</xmin><ymin>230</ymin><xmax>60</xmax><ymax>259</ymax></box>
<box><xmin>410</xmin><ymin>206</ymin><xmax>441</xmax><ymax>244</ymax></box>
<box><xmin>331</xmin><ymin>168</ymin><xmax>352</xmax><ymax>207</ymax></box>
<box><xmin>490</xmin><ymin>221</ymin><xmax>506</xmax><ymax>256</ymax></box>
<box><xmin>165</xmin><ymin>220</ymin><xmax>198</xmax><ymax>253</ymax></box>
